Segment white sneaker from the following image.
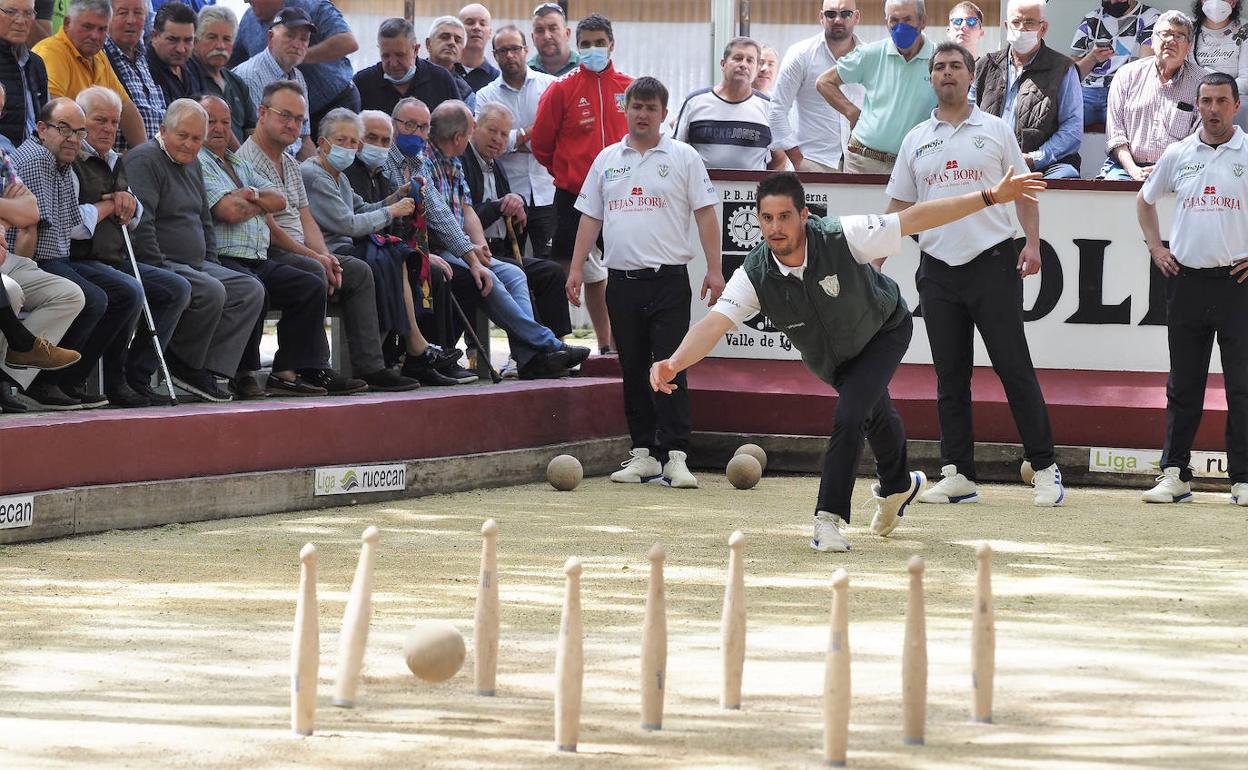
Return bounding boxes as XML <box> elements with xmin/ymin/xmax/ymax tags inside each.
<box><xmin>662</xmin><ymin>450</ymin><xmax>699</xmax><ymax>488</ymax></box>
<box><xmin>918</xmin><ymin>464</ymin><xmax>978</xmax><ymax>504</ymax></box>
<box><xmin>870</xmin><ymin>471</ymin><xmax>926</xmax><ymax>537</ymax></box>
<box><xmin>1142</xmin><ymin>467</ymin><xmax>1192</xmax><ymax>503</ymax></box>
<box><xmin>1032</xmin><ymin>463</ymin><xmax>1065</xmax><ymax>507</ymax></box>
<box><xmin>811</xmin><ymin>511</ymin><xmax>851</xmax><ymax>552</ymax></box>
<box><xmin>1232</xmin><ymin>482</ymin><xmax>1248</xmax><ymax>506</ymax></box>
<box><xmin>610</xmin><ymin>448</ymin><xmax>663</xmax><ymax>483</ymax></box>
<box><xmin>500</xmin><ymin>359</ymin><xmax>519</xmax><ymax>379</ymax></box>
<box><xmin>1020</xmin><ymin>460</ymin><xmax>1035</xmax><ymax>486</ymax></box>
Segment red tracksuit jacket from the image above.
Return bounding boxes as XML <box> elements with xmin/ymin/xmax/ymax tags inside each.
<box><xmin>531</xmin><ymin>61</ymin><xmax>633</xmax><ymax>196</ymax></box>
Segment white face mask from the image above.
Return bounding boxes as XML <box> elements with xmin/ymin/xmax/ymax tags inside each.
<box><xmin>1204</xmin><ymin>0</ymin><xmax>1234</xmax><ymax>24</ymax></box>
<box><xmin>1008</xmin><ymin>27</ymin><xmax>1041</xmax><ymax>55</ymax></box>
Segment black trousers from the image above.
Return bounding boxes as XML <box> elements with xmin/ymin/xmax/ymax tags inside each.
<box><xmin>606</xmin><ymin>265</ymin><xmax>691</xmax><ymax>461</ymax></box>
<box><xmin>550</xmin><ymin>187</ymin><xmax>603</xmax><ymax>266</ymax></box>
<box><xmin>1161</xmin><ymin>266</ymin><xmax>1248</xmax><ymax>483</ymax></box>
<box><xmin>520</xmin><ymin>202</ymin><xmax>555</xmax><ymax>261</ymax></box>
<box><xmin>415</xmin><ymin>257</ymin><xmax>480</xmax><ymax>350</ymax></box>
<box><xmin>817</xmin><ymin>312</ymin><xmax>913</xmax><ymax>522</ymax></box>
<box><xmin>221</xmin><ymin>256</ymin><xmax>328</xmax><ymax>373</ymax></box>
<box><xmin>918</xmin><ymin>239</ymin><xmax>1055</xmax><ymax>480</ymax></box>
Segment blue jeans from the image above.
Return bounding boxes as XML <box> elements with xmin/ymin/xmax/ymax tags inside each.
<box><xmin>124</xmin><ymin>261</ymin><xmax>192</xmax><ymax>387</ymax></box>
<box><xmin>1098</xmin><ymin>156</ymin><xmax>1152</xmax><ymax>181</ymax></box>
<box><xmin>1042</xmin><ymin>162</ymin><xmax>1081</xmax><ymax>179</ymax></box>
<box><xmin>441</xmin><ymin>253</ymin><xmax>559</xmax><ymax>366</ymax></box>
<box><xmin>1082</xmin><ymin>85</ymin><xmax>1108</xmax><ymax>127</ymax></box>
<box><xmin>37</xmin><ymin>258</ymin><xmax>142</xmax><ymax>390</ymax></box>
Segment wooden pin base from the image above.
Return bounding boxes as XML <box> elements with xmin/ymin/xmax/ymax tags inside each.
<box><xmin>903</xmin><ymin>737</ymin><xmax>924</xmax><ymax>746</ymax></box>
<box><xmin>641</xmin><ymin>722</ymin><xmax>661</xmax><ymax>731</ymax></box>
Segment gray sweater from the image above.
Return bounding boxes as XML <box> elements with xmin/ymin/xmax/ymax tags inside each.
<box><xmin>126</xmin><ymin>139</ymin><xmax>216</xmax><ymax>267</ymax></box>
<box><xmin>299</xmin><ymin>157</ymin><xmax>391</xmax><ymax>255</ymax></box>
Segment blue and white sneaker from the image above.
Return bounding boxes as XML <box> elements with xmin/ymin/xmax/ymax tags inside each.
<box><xmin>1032</xmin><ymin>463</ymin><xmax>1065</xmax><ymax>507</ymax></box>
<box><xmin>918</xmin><ymin>464</ymin><xmax>978</xmax><ymax>504</ymax></box>
<box><xmin>1232</xmin><ymin>482</ymin><xmax>1248</xmax><ymax>506</ymax></box>
<box><xmin>811</xmin><ymin>511</ymin><xmax>851</xmax><ymax>552</ymax></box>
<box><xmin>1142</xmin><ymin>467</ymin><xmax>1192</xmax><ymax>503</ymax></box>
<box><xmin>610</xmin><ymin>448</ymin><xmax>664</xmax><ymax>483</ymax></box>
<box><xmin>870</xmin><ymin>471</ymin><xmax>926</xmax><ymax>536</ymax></box>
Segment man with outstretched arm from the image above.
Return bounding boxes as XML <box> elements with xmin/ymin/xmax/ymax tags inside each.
<box><xmin>650</xmin><ymin>167</ymin><xmax>1044</xmax><ymax>553</ymax></box>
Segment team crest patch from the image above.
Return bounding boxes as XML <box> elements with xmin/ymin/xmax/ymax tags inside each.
<box><xmin>658</xmin><ymin>164</ymin><xmax>670</xmax><ymax>178</ymax></box>
<box><xmin>819</xmin><ymin>274</ymin><xmax>840</xmax><ymax>298</ymax></box>
<box><xmin>615</xmin><ymin>93</ymin><xmax>626</xmax><ymax>112</ymax></box>
<box><xmin>1236</xmin><ymin>164</ymin><xmax>1245</xmax><ymax>178</ymax></box>
<box><xmin>973</xmin><ymin>135</ymin><xmax>986</xmax><ymax>149</ymax></box>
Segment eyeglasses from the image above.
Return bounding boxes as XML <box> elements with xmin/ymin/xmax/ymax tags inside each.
<box><xmin>949</xmin><ymin>16</ymin><xmax>981</xmax><ymax>27</ymax></box>
<box><xmin>395</xmin><ymin>119</ymin><xmax>431</xmax><ymax>133</ymax></box>
<box><xmin>533</xmin><ymin>2</ymin><xmax>564</xmax><ymax>17</ymax></box>
<box><xmin>1007</xmin><ymin>18</ymin><xmax>1043</xmax><ymax>31</ymax></box>
<box><xmin>0</xmin><ymin>7</ymin><xmax>35</xmax><ymax>20</ymax></box>
<box><xmin>493</xmin><ymin>45</ymin><xmax>525</xmax><ymax>57</ymax></box>
<box><xmin>822</xmin><ymin>9</ymin><xmax>855</xmax><ymax>20</ymax></box>
<box><xmin>264</xmin><ymin>106</ymin><xmax>305</xmax><ymax>125</ymax></box>
<box><xmin>45</xmin><ymin>121</ymin><xmax>87</xmax><ymax>140</ymax></box>
<box><xmin>1155</xmin><ymin>30</ymin><xmax>1190</xmax><ymax>43</ymax></box>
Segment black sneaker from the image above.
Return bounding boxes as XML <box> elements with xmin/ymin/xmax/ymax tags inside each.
<box><xmin>359</xmin><ymin>367</ymin><xmax>421</xmax><ymax>392</ymax></box>
<box><xmin>62</xmin><ymin>381</ymin><xmax>109</xmax><ymax>409</ymax></box>
<box><xmin>266</xmin><ymin>373</ymin><xmax>328</xmax><ymax>397</ymax></box>
<box><xmin>105</xmin><ymin>381</ymin><xmax>150</xmax><ymax>408</ymax></box>
<box><xmin>437</xmin><ymin>360</ymin><xmax>478</xmax><ymax>384</ymax></box>
<box><xmin>16</xmin><ymin>381</ymin><xmax>83</xmax><ymax>411</ymax></box>
<box><xmin>299</xmin><ymin>368</ymin><xmax>368</xmax><ymax>395</ymax></box>
<box><xmin>518</xmin><ymin>349</ymin><xmax>572</xmax><ymax>380</ymax></box>
<box><xmin>561</xmin><ymin>344</ymin><xmax>591</xmax><ymax>369</ymax></box>
<box><xmin>0</xmin><ymin>383</ymin><xmax>28</xmax><ymax>413</ymax></box>
<box><xmin>170</xmin><ymin>366</ymin><xmax>233</xmax><ymax>402</ymax></box>
<box><xmin>129</xmin><ymin>379</ymin><xmax>176</xmax><ymax>406</ymax></box>
<box><xmin>401</xmin><ymin>348</ymin><xmax>460</xmax><ymax>386</ymax></box>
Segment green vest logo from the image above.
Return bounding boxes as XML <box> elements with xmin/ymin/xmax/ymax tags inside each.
<box><xmin>819</xmin><ymin>274</ymin><xmax>840</xmax><ymax>298</ymax></box>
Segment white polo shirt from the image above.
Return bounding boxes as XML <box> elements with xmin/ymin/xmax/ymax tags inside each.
<box><xmin>1141</xmin><ymin>127</ymin><xmax>1248</xmax><ymax>268</ymax></box>
<box><xmin>575</xmin><ymin>133</ymin><xmax>719</xmax><ymax>270</ymax></box>
<box><xmin>712</xmin><ymin>213</ymin><xmax>903</xmax><ymax>326</ymax></box>
<box><xmin>886</xmin><ymin>106</ymin><xmax>1029</xmax><ymax>266</ymax></box>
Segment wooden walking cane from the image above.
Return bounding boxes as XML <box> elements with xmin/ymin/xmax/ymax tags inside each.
<box><xmin>505</xmin><ymin>215</ymin><xmax>542</xmax><ymax>326</ymax></box>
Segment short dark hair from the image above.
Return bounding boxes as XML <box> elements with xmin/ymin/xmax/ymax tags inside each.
<box><xmin>929</xmin><ymin>41</ymin><xmax>975</xmax><ymax>74</ymax></box>
<box><xmin>154</xmin><ymin>1</ymin><xmax>197</xmax><ymax>34</ymax></box>
<box><xmin>625</xmin><ymin>76</ymin><xmax>668</xmax><ymax>109</ymax></box>
<box><xmin>722</xmin><ymin>36</ymin><xmax>761</xmax><ymax>61</ymax></box>
<box><xmin>756</xmin><ymin>172</ymin><xmax>806</xmax><ymax>214</ymax></box>
<box><xmin>378</xmin><ymin>17</ymin><xmax>414</xmax><ymax>41</ymax></box>
<box><xmin>261</xmin><ymin>79</ymin><xmax>306</xmax><ymax>107</ymax></box>
<box><xmin>492</xmin><ymin>24</ymin><xmax>524</xmax><ymax>49</ymax></box>
<box><xmin>576</xmin><ymin>13</ymin><xmax>613</xmax><ymax>44</ymax></box>
<box><xmin>1200</xmin><ymin>70</ymin><xmax>1240</xmax><ymax>103</ymax></box>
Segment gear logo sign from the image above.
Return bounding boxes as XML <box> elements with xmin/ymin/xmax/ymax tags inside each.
<box><xmin>726</xmin><ymin>204</ymin><xmax>762</xmax><ymax>250</ymax></box>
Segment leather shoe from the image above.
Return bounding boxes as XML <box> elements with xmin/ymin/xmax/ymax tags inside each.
<box><xmin>266</xmin><ymin>373</ymin><xmax>328</xmax><ymax>397</ymax></box>
<box><xmin>518</xmin><ymin>348</ymin><xmax>571</xmax><ymax>380</ymax></box>
<box><xmin>561</xmin><ymin>344</ymin><xmax>591</xmax><ymax>369</ymax></box>
<box><xmin>16</xmin><ymin>381</ymin><xmax>82</xmax><ymax>411</ymax></box>
<box><xmin>0</xmin><ymin>384</ymin><xmax>27</xmax><ymax>413</ymax></box>
<box><xmin>105</xmin><ymin>381</ymin><xmax>150</xmax><ymax>408</ymax></box>
<box><xmin>401</xmin><ymin>348</ymin><xmax>460</xmax><ymax>386</ymax></box>
<box><xmin>62</xmin><ymin>381</ymin><xmax>109</xmax><ymax>409</ymax></box>
<box><xmin>300</xmin><ymin>368</ymin><xmax>368</xmax><ymax>395</ymax></box>
<box><xmin>230</xmin><ymin>374</ymin><xmax>269</xmax><ymax>400</ymax></box>
<box><xmin>359</xmin><ymin>367</ymin><xmax>421</xmax><ymax>392</ymax></box>
<box><xmin>129</xmin><ymin>379</ymin><xmax>176</xmax><ymax>406</ymax></box>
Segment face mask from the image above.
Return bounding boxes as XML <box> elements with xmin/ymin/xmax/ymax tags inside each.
<box><xmin>324</xmin><ymin>143</ymin><xmax>357</xmax><ymax>171</ymax></box>
<box><xmin>580</xmin><ymin>46</ymin><xmax>610</xmax><ymax>73</ymax></box>
<box><xmin>395</xmin><ymin>132</ymin><xmax>426</xmax><ymax>158</ymax></box>
<box><xmin>889</xmin><ymin>21</ymin><xmax>920</xmax><ymax>50</ymax></box>
<box><xmin>384</xmin><ymin>64</ymin><xmax>417</xmax><ymax>84</ymax></box>
<box><xmin>1102</xmin><ymin>1</ymin><xmax>1131</xmax><ymax>18</ymax></box>
<box><xmin>358</xmin><ymin>142</ymin><xmax>389</xmax><ymax>169</ymax></box>
<box><xmin>1008</xmin><ymin>28</ymin><xmax>1041</xmax><ymax>55</ymax></box>
<box><xmin>1204</xmin><ymin>0</ymin><xmax>1234</xmax><ymax>23</ymax></box>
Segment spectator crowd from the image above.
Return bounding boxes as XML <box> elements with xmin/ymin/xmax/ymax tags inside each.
<box><xmin>0</xmin><ymin>0</ymin><xmax>1226</xmax><ymax>413</ymax></box>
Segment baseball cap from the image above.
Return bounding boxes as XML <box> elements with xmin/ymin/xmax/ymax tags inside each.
<box><xmin>271</xmin><ymin>7</ymin><xmax>318</xmax><ymax>33</ymax></box>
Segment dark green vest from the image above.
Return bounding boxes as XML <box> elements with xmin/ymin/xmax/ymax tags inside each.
<box><xmin>974</xmin><ymin>42</ymin><xmax>1081</xmax><ymax>171</ymax></box>
<box><xmin>743</xmin><ymin>216</ymin><xmax>906</xmax><ymax>385</ymax></box>
<box><xmin>70</xmin><ymin>153</ymin><xmax>128</xmax><ymax>266</ymax></box>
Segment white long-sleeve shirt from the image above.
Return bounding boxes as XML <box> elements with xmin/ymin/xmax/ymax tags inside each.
<box><xmin>475</xmin><ymin>70</ymin><xmax>558</xmax><ymax>207</ymax></box>
<box><xmin>767</xmin><ymin>32</ymin><xmax>865</xmax><ymax>169</ymax></box>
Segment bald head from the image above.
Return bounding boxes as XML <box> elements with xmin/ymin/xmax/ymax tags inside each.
<box><xmin>458</xmin><ymin>3</ymin><xmax>491</xmax><ymax>57</ymax></box>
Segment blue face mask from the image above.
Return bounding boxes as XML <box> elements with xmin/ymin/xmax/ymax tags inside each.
<box><xmin>395</xmin><ymin>132</ymin><xmax>426</xmax><ymax>158</ymax></box>
<box><xmin>385</xmin><ymin>64</ymin><xmax>417</xmax><ymax>84</ymax></box>
<box><xmin>358</xmin><ymin>142</ymin><xmax>389</xmax><ymax>169</ymax></box>
<box><xmin>580</xmin><ymin>46</ymin><xmax>610</xmax><ymax>73</ymax></box>
<box><xmin>324</xmin><ymin>143</ymin><xmax>357</xmax><ymax>171</ymax></box>
<box><xmin>889</xmin><ymin>21</ymin><xmax>920</xmax><ymax>50</ymax></box>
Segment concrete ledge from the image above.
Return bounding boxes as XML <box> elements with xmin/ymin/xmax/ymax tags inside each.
<box><xmin>0</xmin><ymin>436</ymin><xmax>631</xmax><ymax>545</ymax></box>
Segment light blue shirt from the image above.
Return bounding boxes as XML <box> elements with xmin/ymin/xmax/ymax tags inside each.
<box><xmin>1002</xmin><ymin>53</ymin><xmax>1084</xmax><ymax>169</ymax></box>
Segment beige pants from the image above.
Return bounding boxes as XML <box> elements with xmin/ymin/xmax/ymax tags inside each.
<box><xmin>0</xmin><ymin>254</ymin><xmax>85</xmax><ymax>388</ymax></box>
<box><xmin>842</xmin><ymin>148</ymin><xmax>897</xmax><ymax>175</ymax></box>
<box><xmin>798</xmin><ymin>157</ymin><xmax>840</xmax><ymax>173</ymax></box>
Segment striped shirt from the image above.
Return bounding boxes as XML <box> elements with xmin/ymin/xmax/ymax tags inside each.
<box><xmin>231</xmin><ymin>48</ymin><xmax>312</xmax><ymax>144</ymax></box>
<box><xmin>8</xmin><ymin>136</ymin><xmax>82</xmax><ymax>261</ymax></box>
<box><xmin>104</xmin><ymin>38</ymin><xmax>165</xmax><ymax>151</ymax></box>
<box><xmin>1105</xmin><ymin>57</ymin><xmax>1206</xmax><ymax>164</ymax></box>
<box><xmin>382</xmin><ymin>144</ymin><xmax>473</xmax><ymax>258</ymax></box>
<box><xmin>200</xmin><ymin>146</ymin><xmax>275</xmax><ymax>261</ymax></box>
<box><xmin>238</xmin><ymin>135</ymin><xmax>308</xmax><ymax>243</ymax></box>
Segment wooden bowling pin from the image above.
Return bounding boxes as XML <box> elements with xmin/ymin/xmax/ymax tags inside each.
<box><xmin>640</xmin><ymin>543</ymin><xmax>667</xmax><ymax>730</ymax></box>
<box><xmin>902</xmin><ymin>555</ymin><xmax>927</xmax><ymax>745</ymax></box>
<box><xmin>823</xmin><ymin>568</ymin><xmax>851</xmax><ymax>767</ymax></box>
<box><xmin>972</xmin><ymin>543</ymin><xmax>995</xmax><ymax>724</ymax></box>
<box><xmin>721</xmin><ymin>530</ymin><xmax>746</xmax><ymax>710</ymax></box>
<box><xmin>291</xmin><ymin>543</ymin><xmax>319</xmax><ymax>736</ymax></box>
<box><xmin>474</xmin><ymin>519</ymin><xmax>500</xmax><ymax>696</ymax></box>
<box><xmin>332</xmin><ymin>526</ymin><xmax>379</xmax><ymax>708</ymax></box>
<box><xmin>555</xmin><ymin>557</ymin><xmax>583</xmax><ymax>751</ymax></box>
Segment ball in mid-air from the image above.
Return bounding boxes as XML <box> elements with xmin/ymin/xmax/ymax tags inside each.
<box><xmin>547</xmin><ymin>454</ymin><xmax>583</xmax><ymax>491</ymax></box>
<box><xmin>734</xmin><ymin>443</ymin><xmax>768</xmax><ymax>472</ymax></box>
<box><xmin>726</xmin><ymin>454</ymin><xmax>762</xmax><ymax>490</ymax></box>
<box><xmin>403</xmin><ymin>621</ymin><xmax>466</xmax><ymax>683</ymax></box>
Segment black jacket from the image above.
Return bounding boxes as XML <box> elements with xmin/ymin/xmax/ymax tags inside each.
<box><xmin>353</xmin><ymin>59</ymin><xmax>460</xmax><ymax>117</ymax></box>
<box><xmin>0</xmin><ymin>44</ymin><xmax>47</xmax><ymax>150</ymax></box>
<box><xmin>460</xmin><ymin>142</ymin><xmax>511</xmax><ymax>233</ymax></box>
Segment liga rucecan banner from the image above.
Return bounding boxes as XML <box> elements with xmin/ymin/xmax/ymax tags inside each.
<box><xmin>687</xmin><ymin>178</ymin><xmax>1188</xmax><ymax>373</ymax></box>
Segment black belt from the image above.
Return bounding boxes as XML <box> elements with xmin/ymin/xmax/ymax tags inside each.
<box><xmin>608</xmin><ymin>264</ymin><xmax>688</xmax><ymax>280</ymax></box>
<box><xmin>1177</xmin><ymin>264</ymin><xmax>1235</xmax><ymax>278</ymax></box>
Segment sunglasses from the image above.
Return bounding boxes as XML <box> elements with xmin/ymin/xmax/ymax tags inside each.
<box><xmin>533</xmin><ymin>2</ymin><xmax>564</xmax><ymax>17</ymax></box>
<box><xmin>822</xmin><ymin>9</ymin><xmax>855</xmax><ymax>20</ymax></box>
<box><xmin>949</xmin><ymin>17</ymin><xmax>982</xmax><ymax>27</ymax></box>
